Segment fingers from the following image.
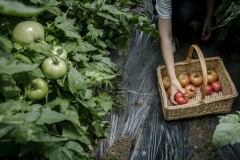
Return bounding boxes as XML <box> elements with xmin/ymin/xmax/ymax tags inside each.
<box><xmin>202</xmin><ymin>29</ymin><xmax>206</xmax><ymax>37</ymax></box>
<box><xmin>170</xmin><ymin>87</ymin><xmax>185</xmax><ymax>105</ymax></box>
<box><xmin>202</xmin><ymin>25</ymin><xmax>212</xmax><ymax>41</ymax></box>
<box><xmin>201</xmin><ymin>32</ymin><xmax>211</xmax><ymax>41</ymax></box>
<box><xmin>180</xmin><ymin>87</ymin><xmax>186</xmax><ymax>94</ymax></box>
<box><xmin>170</xmin><ymin>94</ymin><xmax>178</xmax><ymax>105</ymax></box>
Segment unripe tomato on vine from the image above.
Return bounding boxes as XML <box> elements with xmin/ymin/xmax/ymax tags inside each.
<box><xmin>41</xmin><ymin>56</ymin><xmax>68</xmax><ymax>79</ymax></box>
<box><xmin>12</xmin><ymin>21</ymin><xmax>45</xmax><ymax>46</ymax></box>
<box><xmin>25</xmin><ymin>78</ymin><xmax>49</xmax><ymax>100</ymax></box>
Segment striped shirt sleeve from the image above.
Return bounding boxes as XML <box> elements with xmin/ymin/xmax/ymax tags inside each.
<box><xmin>155</xmin><ymin>0</ymin><xmax>172</xmax><ymax>19</ymax></box>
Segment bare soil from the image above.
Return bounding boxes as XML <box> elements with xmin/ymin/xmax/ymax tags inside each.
<box><xmin>188</xmin><ymin>116</ymin><xmax>220</xmax><ymax>160</ymax></box>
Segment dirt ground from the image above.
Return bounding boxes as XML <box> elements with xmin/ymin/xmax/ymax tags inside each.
<box><xmin>188</xmin><ymin>116</ymin><xmax>220</xmax><ymax>160</ymax></box>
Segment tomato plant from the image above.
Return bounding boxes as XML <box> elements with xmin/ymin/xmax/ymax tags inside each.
<box><xmin>207</xmin><ymin>70</ymin><xmax>218</xmax><ymax>84</ymax></box>
<box><xmin>162</xmin><ymin>75</ymin><xmax>170</xmax><ymax>89</ymax></box>
<box><xmin>174</xmin><ymin>89</ymin><xmax>190</xmax><ymax>105</ymax></box>
<box><xmin>25</xmin><ymin>78</ymin><xmax>49</xmax><ymax>100</ymax></box>
<box><xmin>200</xmin><ymin>84</ymin><xmax>213</xmax><ymax>95</ymax></box>
<box><xmin>41</xmin><ymin>56</ymin><xmax>67</xmax><ymax>79</ymax></box>
<box><xmin>211</xmin><ymin>81</ymin><xmax>222</xmax><ymax>92</ymax></box>
<box><xmin>0</xmin><ymin>0</ymin><xmax>160</xmax><ymax>159</ymax></box>
<box><xmin>52</xmin><ymin>46</ymin><xmax>67</xmax><ymax>60</ymax></box>
<box><xmin>177</xmin><ymin>73</ymin><xmax>190</xmax><ymax>87</ymax></box>
<box><xmin>12</xmin><ymin>21</ymin><xmax>44</xmax><ymax>46</ymax></box>
<box><xmin>185</xmin><ymin>84</ymin><xmax>197</xmax><ymax>97</ymax></box>
<box><xmin>190</xmin><ymin>72</ymin><xmax>203</xmax><ymax>86</ymax></box>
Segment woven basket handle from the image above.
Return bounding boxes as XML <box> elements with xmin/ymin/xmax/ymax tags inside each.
<box><xmin>186</xmin><ymin>45</ymin><xmax>208</xmax><ymax>101</ymax></box>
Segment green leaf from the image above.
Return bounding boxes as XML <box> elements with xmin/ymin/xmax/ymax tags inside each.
<box><xmin>65</xmin><ymin>141</ymin><xmax>89</xmax><ymax>157</ymax></box>
<box><xmin>82</xmin><ymin>59</ymin><xmax>117</xmax><ymax>85</ymax></box>
<box><xmin>96</xmin><ymin>40</ymin><xmax>107</xmax><ymax>49</ymax></box>
<box><xmin>91</xmin><ymin>55</ymin><xmax>116</xmax><ymax>71</ymax></box>
<box><xmin>0</xmin><ymin>35</ymin><xmax>12</xmax><ymax>53</ymax></box>
<box><xmin>47</xmin><ymin>97</ymin><xmax>70</xmax><ymax>113</ymax></box>
<box><xmin>0</xmin><ymin>0</ymin><xmax>45</xmax><ymax>16</ymax></box>
<box><xmin>0</xmin><ymin>115</ymin><xmax>3</xmax><ymax>122</ymax></box>
<box><xmin>0</xmin><ymin>123</ymin><xmax>15</xmax><ymax>138</ymax></box>
<box><xmin>3</xmin><ymin>104</ymin><xmax>42</xmax><ymax>124</ymax></box>
<box><xmin>115</xmin><ymin>35</ymin><xmax>129</xmax><ymax>55</ymax></box>
<box><xmin>36</xmin><ymin>108</ymin><xmax>70</xmax><ymax>125</ymax></box>
<box><xmin>84</xmin><ymin>56</ymin><xmax>116</xmax><ymax>73</ymax></box>
<box><xmin>62</xmin><ymin>42</ymin><xmax>78</xmax><ymax>54</ymax></box>
<box><xmin>30</xmin><ymin>0</ymin><xmax>61</xmax><ymax>6</ymax></box>
<box><xmin>81</xmin><ymin>89</ymin><xmax>93</xmax><ymax>100</ymax></box>
<box><xmin>218</xmin><ymin>113</ymin><xmax>240</xmax><ymax>123</ymax></box>
<box><xmin>74</xmin><ymin>39</ymin><xmax>97</xmax><ymax>52</ymax></box>
<box><xmin>102</xmin><ymin>5</ymin><xmax>126</xmax><ymax>15</ymax></box>
<box><xmin>29</xmin><ymin>42</ymin><xmax>53</xmax><ymax>55</ymax></box>
<box><xmin>84</xmin><ymin>69</ymin><xmax>116</xmax><ymax>83</ymax></box>
<box><xmin>94</xmin><ymin>93</ymin><xmax>113</xmax><ymax>113</ymax></box>
<box><xmin>17</xmin><ymin>124</ymin><xmax>68</xmax><ymax>143</ymax></box>
<box><xmin>0</xmin><ymin>100</ymin><xmax>22</xmax><ymax>116</ymax></box>
<box><xmin>211</xmin><ymin>1</ymin><xmax>240</xmax><ymax>44</ymax></box>
<box><xmin>61</xmin><ymin>122</ymin><xmax>92</xmax><ymax>146</ymax></box>
<box><xmin>55</xmin><ymin>15</ymin><xmax>67</xmax><ymax>24</ymax></box>
<box><xmin>86</xmin><ymin>24</ymin><xmax>104</xmax><ymax>42</ymax></box>
<box><xmin>44</xmin><ymin>35</ymin><xmax>55</xmax><ymax>42</ymax></box>
<box><xmin>97</xmin><ymin>11</ymin><xmax>119</xmax><ymax>22</ymax></box>
<box><xmin>43</xmin><ymin>143</ymin><xmax>78</xmax><ymax>160</ymax></box>
<box><xmin>19</xmin><ymin>141</ymin><xmax>40</xmax><ymax>157</ymax></box>
<box><xmin>100</xmin><ymin>101</ymin><xmax>113</xmax><ymax>113</ymax></box>
<box><xmin>92</xmin><ymin>120</ymin><xmax>109</xmax><ymax>138</ymax></box>
<box><xmin>56</xmin><ymin>19</ymin><xmax>81</xmax><ymax>39</ymax></box>
<box><xmin>72</xmin><ymin>53</ymin><xmax>89</xmax><ymax>62</ymax></box>
<box><xmin>68</xmin><ymin>67</ymin><xmax>87</xmax><ymax>94</ymax></box>
<box><xmin>0</xmin><ymin>74</ymin><xmax>21</xmax><ymax>99</ymax></box>
<box><xmin>0</xmin><ymin>50</ymin><xmax>39</xmax><ymax>74</ymax></box>
<box><xmin>29</xmin><ymin>67</ymin><xmax>45</xmax><ymax>78</ymax></box>
<box><xmin>13</xmin><ymin>43</ymin><xmax>23</xmax><ymax>51</ymax></box>
<box><xmin>213</xmin><ymin>113</ymin><xmax>240</xmax><ymax>146</ymax></box>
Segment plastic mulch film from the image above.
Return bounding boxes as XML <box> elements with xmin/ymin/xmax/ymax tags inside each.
<box><xmin>94</xmin><ymin>0</ymin><xmax>240</xmax><ymax>159</ymax></box>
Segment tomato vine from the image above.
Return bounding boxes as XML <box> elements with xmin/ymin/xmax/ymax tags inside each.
<box><xmin>0</xmin><ymin>0</ymin><xmax>158</xmax><ymax>159</ymax></box>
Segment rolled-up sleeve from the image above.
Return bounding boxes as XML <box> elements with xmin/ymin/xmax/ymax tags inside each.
<box><xmin>155</xmin><ymin>0</ymin><xmax>172</xmax><ymax>19</ymax></box>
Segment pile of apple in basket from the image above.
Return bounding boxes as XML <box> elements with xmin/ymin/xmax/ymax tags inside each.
<box><xmin>163</xmin><ymin>70</ymin><xmax>222</xmax><ymax>105</ymax></box>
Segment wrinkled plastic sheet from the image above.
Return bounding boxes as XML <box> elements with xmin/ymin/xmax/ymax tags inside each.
<box><xmin>95</xmin><ymin>1</ymin><xmax>240</xmax><ymax>159</ymax></box>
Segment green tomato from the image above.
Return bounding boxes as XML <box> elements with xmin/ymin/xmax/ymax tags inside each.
<box><xmin>41</xmin><ymin>56</ymin><xmax>67</xmax><ymax>79</ymax></box>
<box><xmin>52</xmin><ymin>46</ymin><xmax>67</xmax><ymax>60</ymax></box>
<box><xmin>12</xmin><ymin>21</ymin><xmax>44</xmax><ymax>46</ymax></box>
<box><xmin>25</xmin><ymin>78</ymin><xmax>49</xmax><ymax>100</ymax></box>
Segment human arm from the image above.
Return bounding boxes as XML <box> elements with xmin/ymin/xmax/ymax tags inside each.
<box><xmin>158</xmin><ymin>18</ymin><xmax>185</xmax><ymax>104</ymax></box>
<box><xmin>201</xmin><ymin>0</ymin><xmax>216</xmax><ymax>41</ymax></box>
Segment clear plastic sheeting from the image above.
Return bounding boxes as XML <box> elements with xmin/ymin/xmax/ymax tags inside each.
<box><xmin>95</xmin><ymin>1</ymin><xmax>240</xmax><ymax>159</ymax></box>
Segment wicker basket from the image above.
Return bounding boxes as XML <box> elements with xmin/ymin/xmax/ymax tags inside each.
<box><xmin>157</xmin><ymin>45</ymin><xmax>238</xmax><ymax>121</ymax></box>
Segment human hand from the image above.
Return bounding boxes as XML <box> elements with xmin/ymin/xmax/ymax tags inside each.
<box><xmin>168</xmin><ymin>79</ymin><xmax>186</xmax><ymax>105</ymax></box>
<box><xmin>201</xmin><ymin>18</ymin><xmax>212</xmax><ymax>41</ymax></box>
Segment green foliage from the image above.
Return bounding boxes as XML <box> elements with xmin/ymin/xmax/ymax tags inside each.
<box><xmin>0</xmin><ymin>0</ymin><xmax>45</xmax><ymax>16</ymax></box>
<box><xmin>212</xmin><ymin>0</ymin><xmax>240</xmax><ymax>44</ymax></box>
<box><xmin>212</xmin><ymin>111</ymin><xmax>240</xmax><ymax>147</ymax></box>
<box><xmin>0</xmin><ymin>0</ymin><xmax>158</xmax><ymax>159</ymax></box>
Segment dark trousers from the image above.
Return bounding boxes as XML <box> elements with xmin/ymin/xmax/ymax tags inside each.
<box><xmin>153</xmin><ymin>0</ymin><xmax>205</xmax><ymax>38</ymax></box>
